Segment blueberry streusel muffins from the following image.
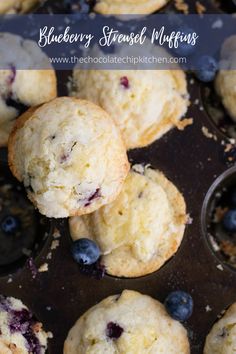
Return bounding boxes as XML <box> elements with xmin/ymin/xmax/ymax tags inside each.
<box><xmin>8</xmin><ymin>97</ymin><xmax>129</xmax><ymax>218</ymax></box>
<box><xmin>204</xmin><ymin>302</ymin><xmax>236</xmax><ymax>354</ymax></box>
<box><xmin>94</xmin><ymin>0</ymin><xmax>169</xmax><ymax>15</ymax></box>
<box><xmin>0</xmin><ymin>33</ymin><xmax>57</xmax><ymax>146</ymax></box>
<box><xmin>70</xmin><ymin>164</ymin><xmax>187</xmax><ymax>277</ymax></box>
<box><xmin>215</xmin><ymin>35</ymin><xmax>236</xmax><ymax>121</ymax></box>
<box><xmin>0</xmin><ymin>295</ymin><xmax>49</xmax><ymax>353</ymax></box>
<box><xmin>64</xmin><ymin>290</ymin><xmax>190</xmax><ymax>354</ymax></box>
<box><xmin>70</xmin><ymin>69</ymin><xmax>189</xmax><ymax>149</ymax></box>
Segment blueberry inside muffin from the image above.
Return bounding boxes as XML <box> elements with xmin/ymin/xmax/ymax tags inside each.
<box><xmin>0</xmin><ymin>296</ymin><xmax>50</xmax><ymax>353</ymax></box>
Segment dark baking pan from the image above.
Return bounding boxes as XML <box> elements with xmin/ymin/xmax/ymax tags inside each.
<box><xmin>0</xmin><ymin>0</ymin><xmax>236</xmax><ymax>353</ymax></box>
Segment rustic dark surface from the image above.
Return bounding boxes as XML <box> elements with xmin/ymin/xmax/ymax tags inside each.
<box><xmin>0</xmin><ymin>1</ymin><xmax>236</xmax><ymax>353</ymax></box>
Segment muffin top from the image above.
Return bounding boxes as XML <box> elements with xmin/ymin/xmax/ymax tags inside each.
<box><xmin>71</xmin><ymin>69</ymin><xmax>188</xmax><ymax>149</ymax></box>
<box><xmin>8</xmin><ymin>97</ymin><xmax>129</xmax><ymax>218</ymax></box>
<box><xmin>64</xmin><ymin>290</ymin><xmax>190</xmax><ymax>354</ymax></box>
<box><xmin>94</xmin><ymin>0</ymin><xmax>169</xmax><ymax>15</ymax></box>
<box><xmin>204</xmin><ymin>302</ymin><xmax>236</xmax><ymax>354</ymax></box>
<box><xmin>70</xmin><ymin>164</ymin><xmax>186</xmax><ymax>277</ymax></box>
<box><xmin>0</xmin><ymin>33</ymin><xmax>57</xmax><ymax>146</ymax></box>
<box><xmin>0</xmin><ymin>295</ymin><xmax>49</xmax><ymax>353</ymax></box>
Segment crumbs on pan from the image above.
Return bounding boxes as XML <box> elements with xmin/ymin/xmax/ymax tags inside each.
<box><xmin>38</xmin><ymin>263</ymin><xmax>49</xmax><ymax>273</ymax></box>
<box><xmin>47</xmin><ymin>332</ymin><xmax>54</xmax><ymax>339</ymax></box>
<box><xmin>52</xmin><ymin>228</ymin><xmax>61</xmax><ymax>239</ymax></box>
<box><xmin>176</xmin><ymin>118</ymin><xmax>193</xmax><ymax>131</ymax></box>
<box><xmin>216</xmin><ymin>264</ymin><xmax>224</xmax><ymax>271</ymax></box>
<box><xmin>174</xmin><ymin>0</ymin><xmax>189</xmax><ymax>14</ymax></box>
<box><xmin>46</xmin><ymin>252</ymin><xmax>52</xmax><ymax>260</ymax></box>
<box><xmin>39</xmin><ymin>228</ymin><xmax>61</xmax><ymax>272</ymax></box>
<box><xmin>201</xmin><ymin>126</ymin><xmax>218</xmax><ymax>141</ymax></box>
<box><xmin>28</xmin><ymin>257</ymin><xmax>38</xmax><ymax>279</ymax></box>
<box><xmin>186</xmin><ymin>214</ymin><xmax>193</xmax><ymax>225</ymax></box>
<box><xmin>51</xmin><ymin>240</ymin><xmax>59</xmax><ymax>250</ymax></box>
<box><xmin>45</xmin><ymin>228</ymin><xmax>61</xmax><ymax>259</ymax></box>
<box><xmin>208</xmin><ymin>234</ymin><xmax>220</xmax><ymax>252</ymax></box>
<box><xmin>222</xmin><ymin>141</ymin><xmax>236</xmax><ymax>166</ymax></box>
<box><xmin>205</xmin><ymin>305</ymin><xmax>212</xmax><ymax>312</ymax></box>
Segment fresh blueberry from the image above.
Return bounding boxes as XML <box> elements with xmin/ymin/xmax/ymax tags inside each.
<box><xmin>164</xmin><ymin>291</ymin><xmax>193</xmax><ymax>322</ymax></box>
<box><xmin>230</xmin><ymin>187</ymin><xmax>236</xmax><ymax>207</ymax></box>
<box><xmin>223</xmin><ymin>209</ymin><xmax>236</xmax><ymax>232</ymax></box>
<box><xmin>1</xmin><ymin>215</ymin><xmax>20</xmax><ymax>234</ymax></box>
<box><xmin>195</xmin><ymin>55</ymin><xmax>218</xmax><ymax>82</ymax></box>
<box><xmin>174</xmin><ymin>26</ymin><xmax>196</xmax><ymax>56</ymax></box>
<box><xmin>106</xmin><ymin>322</ymin><xmax>124</xmax><ymax>340</ymax></box>
<box><xmin>71</xmin><ymin>238</ymin><xmax>100</xmax><ymax>265</ymax></box>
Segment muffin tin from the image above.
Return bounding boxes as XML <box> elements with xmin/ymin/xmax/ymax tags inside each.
<box><xmin>0</xmin><ymin>0</ymin><xmax>236</xmax><ymax>353</ymax></box>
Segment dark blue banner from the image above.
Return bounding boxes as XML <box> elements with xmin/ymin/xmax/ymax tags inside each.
<box><xmin>0</xmin><ymin>14</ymin><xmax>235</xmax><ymax>69</ymax></box>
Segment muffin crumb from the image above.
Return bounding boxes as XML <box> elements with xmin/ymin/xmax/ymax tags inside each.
<box><xmin>205</xmin><ymin>305</ymin><xmax>212</xmax><ymax>312</ymax></box>
<box><xmin>51</xmin><ymin>240</ymin><xmax>60</xmax><ymax>250</ymax></box>
<box><xmin>38</xmin><ymin>263</ymin><xmax>49</xmax><ymax>273</ymax></box>
<box><xmin>216</xmin><ymin>264</ymin><xmax>224</xmax><ymax>271</ymax></box>
<box><xmin>202</xmin><ymin>126</ymin><xmax>218</xmax><ymax>141</ymax></box>
<box><xmin>196</xmin><ymin>1</ymin><xmax>206</xmax><ymax>14</ymax></box>
<box><xmin>175</xmin><ymin>118</ymin><xmax>193</xmax><ymax>131</ymax></box>
<box><xmin>174</xmin><ymin>0</ymin><xmax>189</xmax><ymax>14</ymax></box>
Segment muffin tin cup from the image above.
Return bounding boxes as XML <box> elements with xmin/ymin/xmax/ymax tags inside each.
<box><xmin>201</xmin><ymin>82</ymin><xmax>236</xmax><ymax>142</ymax></box>
<box><xmin>201</xmin><ymin>166</ymin><xmax>236</xmax><ymax>271</ymax></box>
<box><xmin>209</xmin><ymin>0</ymin><xmax>236</xmax><ymax>14</ymax></box>
<box><xmin>0</xmin><ymin>0</ymin><xmax>236</xmax><ymax>353</ymax></box>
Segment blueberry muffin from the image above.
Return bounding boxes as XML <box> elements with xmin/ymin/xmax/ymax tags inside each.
<box><xmin>215</xmin><ymin>35</ymin><xmax>236</xmax><ymax>121</ymax></box>
<box><xmin>70</xmin><ymin>164</ymin><xmax>187</xmax><ymax>277</ymax></box>
<box><xmin>204</xmin><ymin>302</ymin><xmax>236</xmax><ymax>354</ymax></box>
<box><xmin>64</xmin><ymin>290</ymin><xmax>190</xmax><ymax>354</ymax></box>
<box><xmin>0</xmin><ymin>295</ymin><xmax>49</xmax><ymax>353</ymax></box>
<box><xmin>8</xmin><ymin>97</ymin><xmax>129</xmax><ymax>218</ymax></box>
<box><xmin>70</xmin><ymin>69</ymin><xmax>189</xmax><ymax>149</ymax></box>
<box><xmin>0</xmin><ymin>33</ymin><xmax>57</xmax><ymax>146</ymax></box>
<box><xmin>0</xmin><ymin>0</ymin><xmax>39</xmax><ymax>13</ymax></box>
<box><xmin>94</xmin><ymin>0</ymin><xmax>169</xmax><ymax>15</ymax></box>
